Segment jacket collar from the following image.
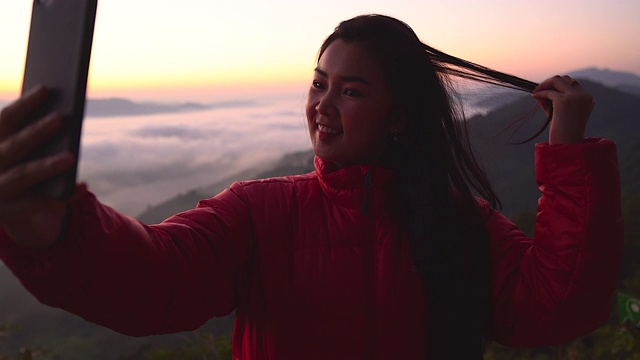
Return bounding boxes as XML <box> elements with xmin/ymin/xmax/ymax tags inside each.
<box><xmin>313</xmin><ymin>156</ymin><xmax>395</xmax><ymax>212</ymax></box>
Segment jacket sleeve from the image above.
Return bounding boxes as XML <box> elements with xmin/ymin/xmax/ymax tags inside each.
<box><xmin>0</xmin><ymin>182</ymin><xmax>254</xmax><ymax>336</ymax></box>
<box><xmin>488</xmin><ymin>138</ymin><xmax>623</xmax><ymax>347</ymax></box>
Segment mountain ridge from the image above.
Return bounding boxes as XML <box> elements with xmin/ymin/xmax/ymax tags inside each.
<box><xmin>568</xmin><ymin>67</ymin><xmax>640</xmax><ymax>88</ymax></box>
<box><xmin>84</xmin><ymin>98</ymin><xmax>256</xmax><ymax>118</ymax></box>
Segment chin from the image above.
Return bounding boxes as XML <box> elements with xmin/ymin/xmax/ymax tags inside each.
<box><xmin>312</xmin><ymin>148</ymin><xmax>338</xmax><ymax>165</ymax></box>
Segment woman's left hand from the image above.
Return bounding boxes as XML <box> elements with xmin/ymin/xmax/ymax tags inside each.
<box><xmin>532</xmin><ymin>75</ymin><xmax>595</xmax><ymax>144</ymax></box>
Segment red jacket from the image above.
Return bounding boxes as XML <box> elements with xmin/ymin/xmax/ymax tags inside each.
<box><xmin>0</xmin><ymin>138</ymin><xmax>623</xmax><ymax>359</ymax></box>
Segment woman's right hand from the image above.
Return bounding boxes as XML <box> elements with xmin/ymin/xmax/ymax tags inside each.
<box><xmin>0</xmin><ymin>85</ymin><xmax>75</xmax><ymax>249</ymax></box>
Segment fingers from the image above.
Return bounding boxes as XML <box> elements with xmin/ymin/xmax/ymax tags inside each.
<box><xmin>531</xmin><ymin>75</ymin><xmax>595</xmax><ymax>145</ymax></box>
<box><xmin>562</xmin><ymin>75</ymin><xmax>582</xmax><ymax>89</ymax></box>
<box><xmin>533</xmin><ymin>75</ymin><xmax>570</xmax><ymax>92</ymax></box>
<box><xmin>532</xmin><ymin>75</ymin><xmax>594</xmax><ymax>106</ymax></box>
<box><xmin>0</xmin><ymin>87</ymin><xmax>73</xmax><ymax>246</ymax></box>
<box><xmin>0</xmin><ymin>113</ymin><xmax>65</xmax><ymax>170</ymax></box>
<box><xmin>0</xmin><ymin>152</ymin><xmax>74</xmax><ymax>201</ymax></box>
<box><xmin>0</xmin><ymin>85</ymin><xmax>49</xmax><ymax>139</ymax></box>
<box><xmin>532</xmin><ymin>75</ymin><xmax>587</xmax><ymax>96</ymax></box>
<box><xmin>0</xmin><ymin>85</ymin><xmax>74</xmax><ymax>200</ymax></box>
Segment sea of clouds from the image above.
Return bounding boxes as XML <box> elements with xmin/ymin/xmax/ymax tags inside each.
<box><xmin>78</xmin><ymin>92</ymin><xmax>311</xmax><ymax>216</ymax></box>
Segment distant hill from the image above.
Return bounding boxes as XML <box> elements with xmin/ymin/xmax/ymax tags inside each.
<box><xmin>0</xmin><ymin>97</ymin><xmax>256</xmax><ymax>118</ymax></box>
<box><xmin>620</xmin><ymin>141</ymin><xmax>640</xmax><ymax>196</ymax></box>
<box><xmin>569</xmin><ymin>67</ymin><xmax>640</xmax><ymax>89</ymax></box>
<box><xmin>136</xmin><ymin>150</ymin><xmax>315</xmax><ymax>224</ymax></box>
<box><xmin>85</xmin><ymin>98</ymin><xmax>255</xmax><ymax>118</ymax></box>
<box><xmin>467</xmin><ymin>67</ymin><xmax>640</xmax><ymax>112</ymax></box>
<box><xmin>467</xmin><ymin>79</ymin><xmax>640</xmax><ymax>215</ymax></box>
<box><xmin>618</xmin><ymin>84</ymin><xmax>640</xmax><ymax>96</ymax></box>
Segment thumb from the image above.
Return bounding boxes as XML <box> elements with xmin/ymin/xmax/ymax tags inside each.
<box><xmin>531</xmin><ymin>95</ymin><xmax>553</xmax><ymax>116</ymax></box>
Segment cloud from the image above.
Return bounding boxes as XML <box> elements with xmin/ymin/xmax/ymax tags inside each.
<box><xmin>77</xmin><ymin>99</ymin><xmax>311</xmax><ymax>216</ymax></box>
<box><xmin>131</xmin><ymin>125</ymin><xmax>210</xmax><ymax>140</ymax></box>
<box><xmin>248</xmin><ymin>110</ymin><xmax>303</xmax><ymax>119</ymax></box>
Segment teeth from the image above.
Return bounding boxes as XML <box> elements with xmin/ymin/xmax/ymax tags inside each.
<box><xmin>318</xmin><ymin>124</ymin><xmax>339</xmax><ymax>134</ymax></box>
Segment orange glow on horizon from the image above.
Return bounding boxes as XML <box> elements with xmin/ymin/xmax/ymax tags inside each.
<box><xmin>0</xmin><ymin>65</ymin><xmax>313</xmax><ymax>102</ymax></box>
<box><xmin>0</xmin><ymin>80</ymin><xmax>310</xmax><ymax>104</ymax></box>
<box><xmin>2</xmin><ymin>1</ymin><xmax>640</xmax><ymax>104</ymax></box>
<box><xmin>87</xmin><ymin>79</ymin><xmax>309</xmax><ymax>102</ymax></box>
<box><xmin>91</xmin><ymin>66</ymin><xmax>309</xmax><ymax>90</ymax></box>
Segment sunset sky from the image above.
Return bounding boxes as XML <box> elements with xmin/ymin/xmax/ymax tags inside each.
<box><xmin>0</xmin><ymin>0</ymin><xmax>638</xmax><ymax>102</ymax></box>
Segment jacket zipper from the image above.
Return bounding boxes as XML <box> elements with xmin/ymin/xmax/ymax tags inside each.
<box><xmin>362</xmin><ymin>171</ymin><xmax>373</xmax><ymax>215</ymax></box>
<box><xmin>362</xmin><ymin>170</ymin><xmax>376</xmax><ymax>359</ymax></box>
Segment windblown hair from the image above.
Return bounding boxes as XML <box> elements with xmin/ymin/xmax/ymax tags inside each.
<box><xmin>318</xmin><ymin>14</ymin><xmax>541</xmax><ymax>358</ymax></box>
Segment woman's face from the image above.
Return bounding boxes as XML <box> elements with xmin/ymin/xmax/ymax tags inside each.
<box><xmin>306</xmin><ymin>39</ymin><xmax>397</xmax><ymax>168</ymax></box>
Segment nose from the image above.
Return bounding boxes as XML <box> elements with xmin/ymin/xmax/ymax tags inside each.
<box><xmin>315</xmin><ymin>93</ymin><xmax>337</xmax><ymax>116</ymax></box>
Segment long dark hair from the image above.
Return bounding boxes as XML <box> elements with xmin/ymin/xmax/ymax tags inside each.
<box><xmin>318</xmin><ymin>14</ymin><xmax>540</xmax><ymax>358</ymax></box>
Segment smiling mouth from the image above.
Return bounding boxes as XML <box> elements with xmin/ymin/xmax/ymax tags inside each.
<box><xmin>318</xmin><ymin>124</ymin><xmax>341</xmax><ymax>134</ymax></box>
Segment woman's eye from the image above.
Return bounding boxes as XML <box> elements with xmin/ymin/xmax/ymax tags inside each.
<box><xmin>345</xmin><ymin>89</ymin><xmax>361</xmax><ymax>97</ymax></box>
<box><xmin>312</xmin><ymin>81</ymin><xmax>324</xmax><ymax>89</ymax></box>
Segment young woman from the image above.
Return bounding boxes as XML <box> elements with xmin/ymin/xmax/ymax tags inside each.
<box><xmin>0</xmin><ymin>14</ymin><xmax>623</xmax><ymax>359</ymax></box>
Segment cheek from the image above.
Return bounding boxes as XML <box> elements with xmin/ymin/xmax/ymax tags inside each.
<box><xmin>305</xmin><ymin>100</ymin><xmax>316</xmax><ymax>137</ymax></box>
<box><xmin>305</xmin><ymin>94</ymin><xmax>317</xmax><ymax>121</ymax></box>
<box><xmin>350</xmin><ymin>115</ymin><xmax>392</xmax><ymax>146</ymax></box>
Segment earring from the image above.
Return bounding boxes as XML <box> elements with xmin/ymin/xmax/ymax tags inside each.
<box><xmin>392</xmin><ymin>132</ymin><xmax>399</xmax><ymax>142</ymax></box>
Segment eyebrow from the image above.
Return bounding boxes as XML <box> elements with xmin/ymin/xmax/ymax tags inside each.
<box><xmin>314</xmin><ymin>67</ymin><xmax>371</xmax><ymax>85</ymax></box>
